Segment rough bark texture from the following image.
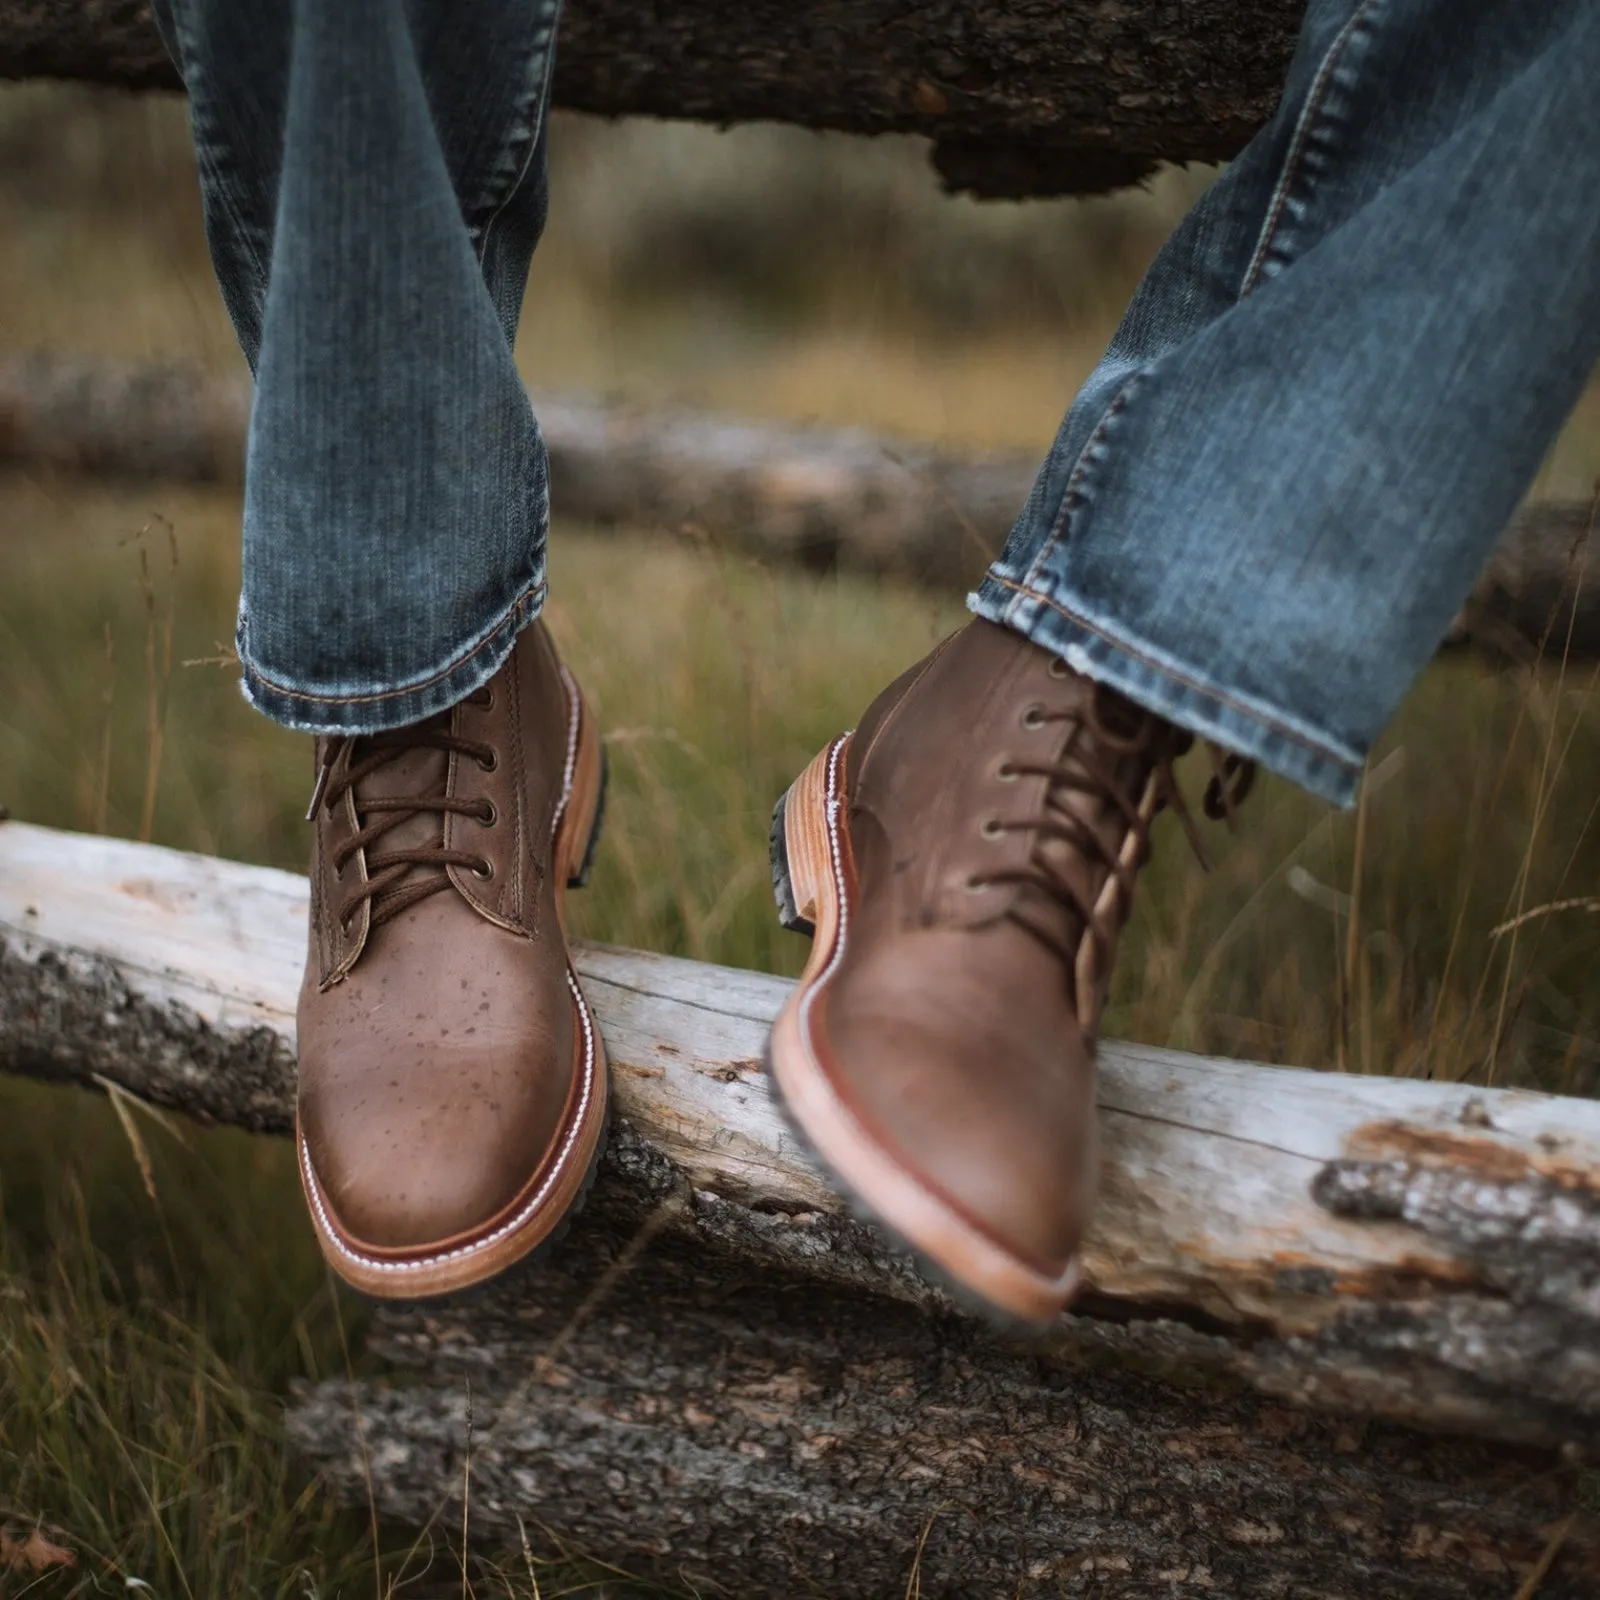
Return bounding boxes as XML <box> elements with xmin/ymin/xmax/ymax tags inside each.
<box><xmin>287</xmin><ymin>1228</ymin><xmax>1598</xmax><ymax>1600</ymax></box>
<box><xmin>8</xmin><ymin>825</ymin><xmax>1600</xmax><ymax>1592</ymax></box>
<box><xmin>4</xmin><ymin>349</ymin><xmax>1597</xmax><ymax>661</ymax></box>
<box><xmin>3</xmin><ymin>1</ymin><xmax>1305</xmax><ymax>197</ymax></box>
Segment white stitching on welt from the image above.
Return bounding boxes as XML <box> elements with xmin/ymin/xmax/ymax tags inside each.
<box><xmin>547</xmin><ymin>665</ymin><xmax>582</xmax><ymax>850</ymax></box>
<box><xmin>792</xmin><ymin>732</ymin><xmax>1078</xmax><ymax>1293</ymax></box>
<box><xmin>299</xmin><ymin>965</ymin><xmax>597</xmax><ymax>1274</ymax></box>
<box><xmin>796</xmin><ymin>735</ymin><xmax>853</xmax><ymax>1026</ymax></box>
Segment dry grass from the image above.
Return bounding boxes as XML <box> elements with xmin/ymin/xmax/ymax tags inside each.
<box><xmin>4</xmin><ymin>80</ymin><xmax>1600</xmax><ymax>1597</ymax></box>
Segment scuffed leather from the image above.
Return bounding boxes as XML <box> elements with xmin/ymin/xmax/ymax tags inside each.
<box><xmin>818</xmin><ymin>619</ymin><xmax>1181</xmax><ymax>1272</ymax></box>
<box><xmin>297</xmin><ymin>622</ymin><xmax>583</xmax><ymax>1251</ymax></box>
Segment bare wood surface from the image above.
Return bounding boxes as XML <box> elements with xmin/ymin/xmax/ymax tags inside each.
<box><xmin>5</xmin><ymin>816</ymin><xmax>1600</xmax><ymax>1429</ymax></box>
<box><xmin>4</xmin><ymin>817</ymin><xmax>1599</xmax><ymax>1592</ymax></box>
<box><xmin>4</xmin><ymin>349</ymin><xmax>1597</xmax><ymax>660</ymax></box>
<box><xmin>3</xmin><ymin>1</ymin><xmax>1304</xmax><ymax>197</ymax></box>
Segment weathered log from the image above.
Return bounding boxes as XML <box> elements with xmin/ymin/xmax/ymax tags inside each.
<box><xmin>3</xmin><ymin>817</ymin><xmax>1600</xmax><ymax>1594</ymax></box>
<box><xmin>0</xmin><ymin>349</ymin><xmax>1021</xmax><ymax>580</ymax></box>
<box><xmin>4</xmin><ymin>349</ymin><xmax>1597</xmax><ymax>661</ymax></box>
<box><xmin>3</xmin><ymin>1</ymin><xmax>1304</xmax><ymax>198</ymax></box>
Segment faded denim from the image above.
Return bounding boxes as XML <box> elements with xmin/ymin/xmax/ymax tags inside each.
<box><xmin>974</xmin><ymin>0</ymin><xmax>1600</xmax><ymax>804</ymax></box>
<box><xmin>161</xmin><ymin>0</ymin><xmax>1600</xmax><ymax>808</ymax></box>
<box><xmin>154</xmin><ymin>0</ymin><xmax>559</xmax><ymax>730</ymax></box>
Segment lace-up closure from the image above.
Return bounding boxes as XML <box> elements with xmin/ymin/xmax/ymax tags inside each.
<box><xmin>294</xmin><ymin>622</ymin><xmax>612</xmax><ymax>1300</ymax></box>
<box><xmin>766</xmin><ymin>616</ymin><xmax>1260</xmax><ymax>1327</ymax></box>
<box><xmin>766</xmin><ymin>618</ymin><xmax>1264</xmax><ymax>1326</ymax></box>
<box><xmin>311</xmin><ymin>687</ymin><xmax>499</xmax><ymax>934</ymax></box>
<box><xmin>969</xmin><ymin>685</ymin><xmax>1253</xmax><ymax>1038</ymax></box>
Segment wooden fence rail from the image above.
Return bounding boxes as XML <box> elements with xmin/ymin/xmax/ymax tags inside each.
<box><xmin>3</xmin><ymin>817</ymin><xmax>1599</xmax><ymax>1596</ymax></box>
<box><xmin>4</xmin><ymin>348</ymin><xmax>1597</xmax><ymax>662</ymax></box>
<box><xmin>2</xmin><ymin>0</ymin><xmax>1305</xmax><ymax>197</ymax></box>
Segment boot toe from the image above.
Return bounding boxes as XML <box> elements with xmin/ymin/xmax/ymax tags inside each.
<box><xmin>819</xmin><ymin>939</ymin><xmax>1098</xmax><ymax>1277</ymax></box>
<box><xmin>833</xmin><ymin>1016</ymin><xmax>1092</xmax><ymax>1274</ymax></box>
<box><xmin>300</xmin><ymin>1041</ymin><xmax>568</xmax><ymax>1252</ymax></box>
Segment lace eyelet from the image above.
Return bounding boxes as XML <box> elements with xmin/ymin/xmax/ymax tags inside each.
<box><xmin>996</xmin><ymin>762</ymin><xmax>1019</xmax><ymax>783</ymax></box>
<box><xmin>1021</xmin><ymin>705</ymin><xmax>1046</xmax><ymax>730</ymax></box>
<box><xmin>479</xmin><ymin>751</ymin><xmax>499</xmax><ymax>774</ymax></box>
<box><xmin>980</xmin><ymin>818</ymin><xmax>1004</xmax><ymax>840</ymax></box>
<box><xmin>472</xmin><ymin>858</ymin><xmax>495</xmax><ymax>881</ymax></box>
<box><xmin>478</xmin><ymin>799</ymin><xmax>498</xmax><ymax>827</ymax></box>
<box><xmin>964</xmin><ymin>875</ymin><xmax>988</xmax><ymax>893</ymax></box>
<box><xmin>467</xmin><ymin>685</ymin><xmax>494</xmax><ymax>711</ymax></box>
<box><xmin>1048</xmin><ymin>657</ymin><xmax>1070</xmax><ymax>680</ymax></box>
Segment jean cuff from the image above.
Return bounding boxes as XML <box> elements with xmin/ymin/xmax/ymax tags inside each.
<box><xmin>237</xmin><ymin>578</ymin><xmax>547</xmax><ymax>735</ymax></box>
<box><xmin>970</xmin><ymin>573</ymin><xmax>1364</xmax><ymax>808</ymax></box>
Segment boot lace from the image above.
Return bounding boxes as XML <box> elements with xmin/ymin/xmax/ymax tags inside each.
<box><xmin>308</xmin><ymin>689</ymin><xmax>498</xmax><ymax>932</ymax></box>
<box><xmin>970</xmin><ymin>684</ymin><xmax>1255</xmax><ymax>1029</ymax></box>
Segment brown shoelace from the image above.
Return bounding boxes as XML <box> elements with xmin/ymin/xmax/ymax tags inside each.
<box><xmin>308</xmin><ymin>689</ymin><xmax>498</xmax><ymax>932</ymax></box>
<box><xmin>972</xmin><ymin>684</ymin><xmax>1255</xmax><ymax>1033</ymax></box>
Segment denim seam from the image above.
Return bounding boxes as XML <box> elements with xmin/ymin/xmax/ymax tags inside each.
<box><xmin>1240</xmin><ymin>0</ymin><xmax>1385</xmax><ymax>293</ymax></box>
<box><xmin>161</xmin><ymin>7</ymin><xmax>276</xmax><ymax>316</ymax></box>
<box><xmin>1014</xmin><ymin>370</ymin><xmax>1147</xmax><ymax>596</ymax></box>
<box><xmin>471</xmin><ymin>2</ymin><xmax>559</xmax><ymax>262</ymax></box>
<box><xmin>987</xmin><ymin>573</ymin><xmax>1363</xmax><ymax>774</ymax></box>
<box><xmin>240</xmin><ymin>577</ymin><xmax>545</xmax><ymax>706</ymax></box>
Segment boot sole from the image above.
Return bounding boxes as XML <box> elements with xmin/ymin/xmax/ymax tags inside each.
<box><xmin>766</xmin><ymin>735</ymin><xmax>1081</xmax><ymax>1333</ymax></box>
<box><xmin>301</xmin><ymin>668</ymin><xmax>611</xmax><ymax>1302</ymax></box>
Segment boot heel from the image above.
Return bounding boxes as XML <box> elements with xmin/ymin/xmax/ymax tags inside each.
<box><xmin>770</xmin><ymin>737</ymin><xmax>846</xmax><ymax>940</ymax></box>
<box><xmin>769</xmin><ymin>789</ymin><xmax>814</xmax><ymax>937</ymax></box>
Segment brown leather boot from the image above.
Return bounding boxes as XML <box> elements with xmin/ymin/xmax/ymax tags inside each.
<box><xmin>295</xmin><ymin>621</ymin><xmax>608</xmax><ymax>1299</ymax></box>
<box><xmin>767</xmin><ymin>618</ymin><xmax>1246</xmax><ymax>1328</ymax></box>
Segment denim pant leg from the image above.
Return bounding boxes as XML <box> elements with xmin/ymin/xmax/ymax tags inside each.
<box><xmin>153</xmin><ymin>0</ymin><xmax>559</xmax><ymax>733</ymax></box>
<box><xmin>973</xmin><ymin>0</ymin><xmax>1600</xmax><ymax>807</ymax></box>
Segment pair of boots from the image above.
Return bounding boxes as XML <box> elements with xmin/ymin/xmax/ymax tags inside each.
<box><xmin>298</xmin><ymin>615</ymin><xmax>1238</xmax><ymax>1327</ymax></box>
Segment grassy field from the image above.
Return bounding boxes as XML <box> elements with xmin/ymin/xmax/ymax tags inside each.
<box><xmin>4</xmin><ymin>84</ymin><xmax>1600</xmax><ymax>1596</ymax></box>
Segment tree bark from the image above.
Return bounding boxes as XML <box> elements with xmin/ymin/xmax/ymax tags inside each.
<box><xmin>4</xmin><ymin>348</ymin><xmax>1596</xmax><ymax>661</ymax></box>
<box><xmin>2</xmin><ymin>1</ymin><xmax>1305</xmax><ymax>197</ymax></box>
<box><xmin>288</xmin><ymin>1232</ymin><xmax>1595</xmax><ymax>1600</ymax></box>
<box><xmin>4</xmin><ymin>818</ymin><xmax>1600</xmax><ymax>1593</ymax></box>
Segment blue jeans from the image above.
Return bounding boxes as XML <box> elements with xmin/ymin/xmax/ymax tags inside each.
<box><xmin>159</xmin><ymin>0</ymin><xmax>1600</xmax><ymax>806</ymax></box>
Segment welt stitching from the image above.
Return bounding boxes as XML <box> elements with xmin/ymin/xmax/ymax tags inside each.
<box><xmin>1241</xmin><ymin>0</ymin><xmax>1383</xmax><ymax>295</ymax></box>
<box><xmin>245</xmin><ymin>579</ymin><xmax>544</xmax><ymax>704</ymax></box>
<box><xmin>1016</xmin><ymin>371</ymin><xmax>1145</xmax><ymax>595</ymax></box>
<box><xmin>989</xmin><ymin>574</ymin><xmax>1362</xmax><ymax>772</ymax></box>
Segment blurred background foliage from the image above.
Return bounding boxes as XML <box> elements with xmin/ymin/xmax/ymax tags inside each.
<box><xmin>3</xmin><ymin>82</ymin><xmax>1600</xmax><ymax>1595</ymax></box>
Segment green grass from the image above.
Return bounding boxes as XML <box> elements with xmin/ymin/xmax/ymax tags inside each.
<box><xmin>7</xmin><ymin>472</ymin><xmax>1600</xmax><ymax>1083</ymax></box>
<box><xmin>7</xmin><ymin>476</ymin><xmax>1600</xmax><ymax>1595</ymax></box>
<box><xmin>5</xmin><ymin>78</ymin><xmax>1600</xmax><ymax>1599</ymax></box>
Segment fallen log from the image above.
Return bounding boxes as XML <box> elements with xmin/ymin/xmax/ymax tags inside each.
<box><xmin>3</xmin><ymin>1</ymin><xmax>1303</xmax><ymax>198</ymax></box>
<box><xmin>3</xmin><ymin>816</ymin><xmax>1599</xmax><ymax>1596</ymax></box>
<box><xmin>3</xmin><ymin>348</ymin><xmax>1597</xmax><ymax>662</ymax></box>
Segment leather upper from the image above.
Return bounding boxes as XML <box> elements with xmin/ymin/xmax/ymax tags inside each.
<box><xmin>296</xmin><ymin>623</ymin><xmax>583</xmax><ymax>1251</ymax></box>
<box><xmin>816</xmin><ymin>618</ymin><xmax>1187</xmax><ymax>1273</ymax></box>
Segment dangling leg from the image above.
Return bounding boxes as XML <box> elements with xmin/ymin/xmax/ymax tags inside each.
<box><xmin>768</xmin><ymin>0</ymin><xmax>1600</xmax><ymax>1325</ymax></box>
<box><xmin>158</xmin><ymin>0</ymin><xmax>611</xmax><ymax>1297</ymax></box>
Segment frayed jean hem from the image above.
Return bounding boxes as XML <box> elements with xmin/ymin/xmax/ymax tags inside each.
<box><xmin>236</xmin><ymin>578</ymin><xmax>547</xmax><ymax>735</ymax></box>
<box><xmin>970</xmin><ymin>575</ymin><xmax>1364</xmax><ymax>809</ymax></box>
